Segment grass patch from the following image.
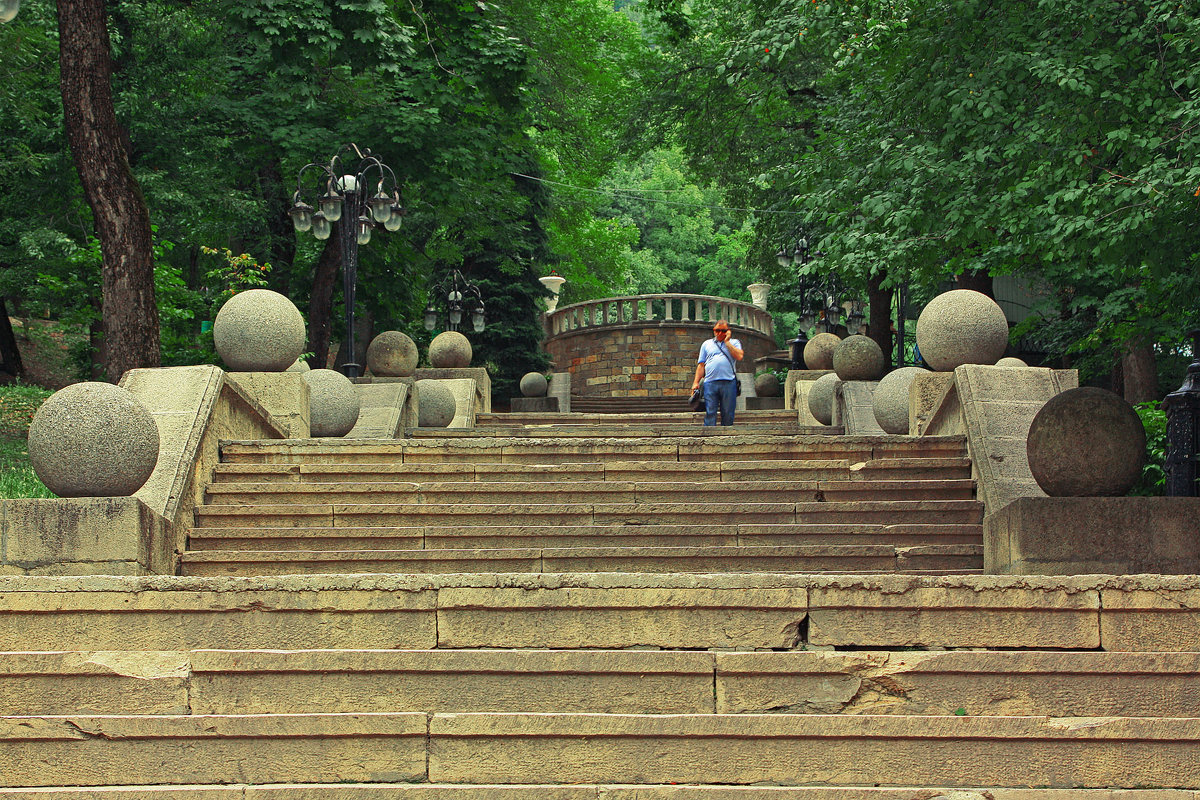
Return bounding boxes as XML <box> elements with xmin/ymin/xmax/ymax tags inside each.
<box><xmin>0</xmin><ymin>383</ymin><xmax>54</xmax><ymax>499</ymax></box>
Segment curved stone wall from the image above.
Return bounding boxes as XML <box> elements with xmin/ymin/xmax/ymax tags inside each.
<box><xmin>544</xmin><ymin>294</ymin><xmax>775</xmax><ymax>398</ymax></box>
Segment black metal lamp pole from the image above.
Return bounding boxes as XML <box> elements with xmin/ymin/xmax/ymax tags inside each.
<box><xmin>289</xmin><ymin>144</ymin><xmax>403</xmax><ymax>379</ymax></box>
<box><xmin>1164</xmin><ymin>329</ymin><xmax>1200</xmax><ymax>497</ymax></box>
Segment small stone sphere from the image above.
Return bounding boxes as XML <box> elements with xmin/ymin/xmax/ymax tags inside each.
<box><xmin>302</xmin><ymin>369</ymin><xmax>361</xmax><ymax>437</ymax></box>
<box><xmin>285</xmin><ymin>359</ymin><xmax>311</xmax><ymax>373</ymax></box>
<box><xmin>1027</xmin><ymin>387</ymin><xmax>1146</xmax><ymax>497</ymax></box>
<box><xmin>417</xmin><ymin>380</ymin><xmax>457</xmax><ymax>427</ymax></box>
<box><xmin>832</xmin><ymin>335</ymin><xmax>885</xmax><ymax>381</ymax></box>
<box><xmin>803</xmin><ymin>333</ymin><xmax>842</xmax><ymax>371</ymax></box>
<box><xmin>519</xmin><ymin>372</ymin><xmax>549</xmax><ymax>398</ymax></box>
<box><xmin>872</xmin><ymin>367</ymin><xmax>930</xmax><ymax>435</ymax></box>
<box><xmin>754</xmin><ymin>372</ymin><xmax>781</xmax><ymax>398</ymax></box>
<box><xmin>366</xmin><ymin>331</ymin><xmax>418</xmax><ymax>377</ymax></box>
<box><xmin>807</xmin><ymin>373</ymin><xmax>840</xmax><ymax>426</ymax></box>
<box><xmin>429</xmin><ymin>331</ymin><xmax>473</xmax><ymax>368</ymax></box>
<box><xmin>996</xmin><ymin>357</ymin><xmax>1028</xmax><ymax>368</ymax></box>
<box><xmin>213</xmin><ymin>289</ymin><xmax>307</xmax><ymax>372</ymax></box>
<box><xmin>915</xmin><ymin>289</ymin><xmax>1009</xmax><ymax>372</ymax></box>
<box><xmin>27</xmin><ymin>382</ymin><xmax>160</xmax><ymax>497</ymax></box>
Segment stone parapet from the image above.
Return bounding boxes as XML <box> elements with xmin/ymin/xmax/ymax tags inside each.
<box><xmin>412</xmin><ymin>368</ymin><xmax>491</xmax><ymax>413</ymax></box>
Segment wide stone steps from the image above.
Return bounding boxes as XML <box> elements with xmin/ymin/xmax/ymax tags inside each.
<box><xmin>4</xmin><ymin>648</ymin><xmax>1198</xmax><ymax>718</ymax></box>
<box><xmin>208</xmin><ymin>456</ymin><xmax>975</xmax><ymax>484</ymax></box>
<box><xmin>179</xmin><ymin>543</ymin><xmax>982</xmax><ymax>576</ymax></box>
<box><xmin>187</xmin><ymin>522</ymin><xmax>984</xmax><ymax>551</ymax></box>
<box><xmin>202</xmin><ymin>479</ymin><xmax>977</xmax><ymax>505</ymax></box>
<box><xmin>413</xmin><ymin>423</ymin><xmax>834</xmax><ymax>437</ymax></box>
<box><xmin>478</xmin><ymin>410</ymin><xmax>799</xmax><ymax>426</ymax></box>
<box><xmin>0</xmin><ymin>711</ymin><xmax>1198</xmax><ymax>789</ymax></box>
<box><xmin>218</xmin><ymin>435</ymin><xmax>969</xmax><ymax>465</ymax></box>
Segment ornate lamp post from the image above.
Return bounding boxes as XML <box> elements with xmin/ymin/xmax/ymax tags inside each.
<box><xmin>780</xmin><ymin>234</ymin><xmax>865</xmax><ymax>369</ymax></box>
<box><xmin>0</xmin><ymin>0</ymin><xmax>20</xmax><ymax>23</ymax></box>
<box><xmin>1164</xmin><ymin>329</ymin><xmax>1200</xmax><ymax>497</ymax></box>
<box><xmin>289</xmin><ymin>144</ymin><xmax>403</xmax><ymax>379</ymax></box>
<box><xmin>424</xmin><ymin>269</ymin><xmax>486</xmax><ymax>334</ymax></box>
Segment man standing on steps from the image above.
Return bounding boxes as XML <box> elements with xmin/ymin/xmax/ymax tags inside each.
<box><xmin>692</xmin><ymin>319</ymin><xmax>743</xmax><ymax>427</ymax></box>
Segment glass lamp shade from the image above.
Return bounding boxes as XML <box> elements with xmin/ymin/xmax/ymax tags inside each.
<box><xmin>799</xmin><ymin>311</ymin><xmax>817</xmax><ymax>331</ymax></box>
<box><xmin>368</xmin><ymin>192</ymin><xmax>393</xmax><ymax>224</ymax></box>
<box><xmin>310</xmin><ymin>213</ymin><xmax>332</xmax><ymax>240</ymax></box>
<box><xmin>382</xmin><ymin>204</ymin><xmax>404</xmax><ymax>232</ymax></box>
<box><xmin>847</xmin><ymin>311</ymin><xmax>865</xmax><ymax>336</ymax></box>
<box><xmin>289</xmin><ymin>202</ymin><xmax>314</xmax><ymax>233</ymax></box>
<box><xmin>775</xmin><ymin>249</ymin><xmax>790</xmax><ymax>268</ymax></box>
<box><xmin>471</xmin><ymin>303</ymin><xmax>486</xmax><ymax>333</ymax></box>
<box><xmin>356</xmin><ymin>216</ymin><xmax>372</xmax><ymax>246</ymax></box>
<box><xmin>424</xmin><ymin>305</ymin><xmax>438</xmax><ymax>331</ymax></box>
<box><xmin>449</xmin><ymin>308</ymin><xmax>463</xmax><ymax>326</ymax></box>
<box><xmin>337</xmin><ymin>174</ymin><xmax>359</xmax><ymax>193</ymax></box>
<box><xmin>0</xmin><ymin>0</ymin><xmax>19</xmax><ymax>23</ymax></box>
<box><xmin>824</xmin><ymin>305</ymin><xmax>842</xmax><ymax>332</ymax></box>
<box><xmin>319</xmin><ymin>192</ymin><xmax>344</xmax><ymax>222</ymax></box>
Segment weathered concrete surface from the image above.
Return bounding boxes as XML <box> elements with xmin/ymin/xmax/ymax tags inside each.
<box><xmin>911</xmin><ymin>372</ymin><xmax>957</xmax><ymax>437</ymax></box>
<box><xmin>0</xmin><ymin>497</ymin><xmax>174</xmax><ymax>576</ymax></box>
<box><xmin>985</xmin><ymin>497</ymin><xmax>1200</xmax><ymax>575</ymax></box>
<box><xmin>226</xmin><ymin>372</ymin><xmax>311</xmax><ymax>438</ymax></box>
<box><xmin>0</xmin><ymin>650</ymin><xmax>190</xmax><ymax>715</ymax></box>
<box><xmin>834</xmin><ymin>380</ymin><xmax>884</xmax><ymax>435</ymax></box>
<box><xmin>348</xmin><ymin>380</ymin><xmax>413</xmax><ymax>438</ymax></box>
<box><xmin>413</xmin><ymin>367</ymin><xmax>491</xmax><ymax>413</ymax></box>
<box><xmin>785</xmin><ymin>369</ymin><xmax>835</xmax><ymax>423</ymax></box>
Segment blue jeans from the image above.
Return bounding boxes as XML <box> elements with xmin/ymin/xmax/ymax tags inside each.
<box><xmin>703</xmin><ymin>379</ymin><xmax>737</xmax><ymax>426</ymax></box>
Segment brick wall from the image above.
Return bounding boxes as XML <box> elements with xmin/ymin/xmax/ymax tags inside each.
<box><xmin>544</xmin><ymin>322</ymin><xmax>776</xmax><ymax>398</ymax></box>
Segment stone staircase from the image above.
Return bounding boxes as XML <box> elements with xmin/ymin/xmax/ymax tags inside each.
<box><xmin>2</xmin><ymin>412</ymin><xmax>1200</xmax><ymax>796</ymax></box>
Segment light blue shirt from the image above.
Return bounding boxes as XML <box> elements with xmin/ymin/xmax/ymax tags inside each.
<box><xmin>698</xmin><ymin>338</ymin><xmax>741</xmax><ymax>381</ymax></box>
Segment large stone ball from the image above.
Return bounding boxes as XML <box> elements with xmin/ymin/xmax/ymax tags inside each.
<box><xmin>417</xmin><ymin>380</ymin><xmax>456</xmax><ymax>427</ymax></box>
<box><xmin>429</xmin><ymin>331</ymin><xmax>473</xmax><ymax>368</ymax></box>
<box><xmin>872</xmin><ymin>367</ymin><xmax>930</xmax><ymax>435</ymax></box>
<box><xmin>803</xmin><ymin>333</ymin><xmax>842</xmax><ymax>371</ymax></box>
<box><xmin>27</xmin><ymin>382</ymin><xmax>160</xmax><ymax>497</ymax></box>
<box><xmin>996</xmin><ymin>356</ymin><xmax>1028</xmax><ymax>368</ymax></box>
<box><xmin>754</xmin><ymin>372</ymin><xmax>781</xmax><ymax>398</ymax></box>
<box><xmin>520</xmin><ymin>372</ymin><xmax>549</xmax><ymax>398</ymax></box>
<box><xmin>366</xmin><ymin>331</ymin><xmax>418</xmax><ymax>377</ymax></box>
<box><xmin>285</xmin><ymin>359</ymin><xmax>311</xmax><ymax>373</ymax></box>
<box><xmin>213</xmin><ymin>289</ymin><xmax>307</xmax><ymax>372</ymax></box>
<box><xmin>808</xmin><ymin>373</ymin><xmax>840</xmax><ymax>426</ymax></box>
<box><xmin>302</xmin><ymin>369</ymin><xmax>361</xmax><ymax>437</ymax></box>
<box><xmin>832</xmin><ymin>335</ymin><xmax>885</xmax><ymax>381</ymax></box>
<box><xmin>1027</xmin><ymin>387</ymin><xmax>1146</xmax><ymax>497</ymax></box>
<box><xmin>915</xmin><ymin>289</ymin><xmax>1009</xmax><ymax>372</ymax></box>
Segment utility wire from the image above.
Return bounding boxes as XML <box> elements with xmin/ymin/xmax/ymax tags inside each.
<box><xmin>509</xmin><ymin>172</ymin><xmax>806</xmax><ymax>216</ymax></box>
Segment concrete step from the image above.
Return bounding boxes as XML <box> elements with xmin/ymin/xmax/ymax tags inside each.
<box><xmin>407</xmin><ymin>424</ymin><xmax>832</xmax><ymax>438</ymax></box>
<box><xmin>2</xmin><ymin>710</ymin><xmax>1197</xmax><ymax>789</ymax></box>
<box><xmin>0</xmin><ymin>786</ymin><xmax>1192</xmax><ymax>799</ymax></box>
<box><xmin>478</xmin><ymin>411</ymin><xmax>801</xmax><ymax>426</ymax></box>
<box><xmin>178</xmin><ymin>544</ymin><xmax>984</xmax><ymax>577</ymax></box>
<box><xmin>219</xmin><ymin>435</ymin><xmax>969</xmax><ymax>465</ymax></box>
<box><xmin>187</xmin><ymin>523</ymin><xmax>983</xmax><ymax>552</ymax></box>
<box><xmin>193</xmin><ymin>500</ymin><xmax>984</xmax><ymax>530</ymax></box>
<box><xmin>0</xmin><ymin>572</ymin><xmax>1189</xmax><ymax>652</ymax></box>
<box><xmin>208</xmin><ymin>457</ymin><xmax>974</xmax><ymax>485</ymax></box>
<box><xmin>3</xmin><ymin>649</ymin><xmax>1198</xmax><ymax>718</ymax></box>
<box><xmin>202</xmin><ymin>479</ymin><xmax>977</xmax><ymax>506</ymax></box>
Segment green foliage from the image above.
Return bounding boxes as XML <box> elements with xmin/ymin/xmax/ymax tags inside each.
<box><xmin>1130</xmin><ymin>400</ymin><xmax>1167</xmax><ymax>497</ymax></box>
<box><xmin>0</xmin><ymin>383</ymin><xmax>53</xmax><ymax>500</ymax></box>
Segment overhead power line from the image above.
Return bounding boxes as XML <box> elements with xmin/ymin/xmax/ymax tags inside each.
<box><xmin>509</xmin><ymin>172</ymin><xmax>806</xmax><ymax>216</ymax></box>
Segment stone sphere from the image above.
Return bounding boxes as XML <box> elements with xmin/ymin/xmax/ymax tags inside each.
<box><xmin>429</xmin><ymin>331</ymin><xmax>473</xmax><ymax>368</ymax></box>
<box><xmin>213</xmin><ymin>289</ymin><xmax>307</xmax><ymax>372</ymax></box>
<box><xmin>286</xmin><ymin>359</ymin><xmax>310</xmax><ymax>373</ymax></box>
<box><xmin>807</xmin><ymin>373</ymin><xmax>840</xmax><ymax>426</ymax></box>
<box><xmin>803</xmin><ymin>333</ymin><xmax>842</xmax><ymax>371</ymax></box>
<box><xmin>996</xmin><ymin>357</ymin><xmax>1028</xmax><ymax>368</ymax></box>
<box><xmin>417</xmin><ymin>380</ymin><xmax>456</xmax><ymax>427</ymax></box>
<box><xmin>872</xmin><ymin>367</ymin><xmax>930</xmax><ymax>435</ymax></box>
<box><xmin>1027</xmin><ymin>387</ymin><xmax>1146</xmax><ymax>497</ymax></box>
<box><xmin>366</xmin><ymin>331</ymin><xmax>418</xmax><ymax>377</ymax></box>
<box><xmin>754</xmin><ymin>372</ymin><xmax>781</xmax><ymax>398</ymax></box>
<box><xmin>915</xmin><ymin>289</ymin><xmax>1009</xmax><ymax>372</ymax></box>
<box><xmin>27</xmin><ymin>382</ymin><xmax>160</xmax><ymax>497</ymax></box>
<box><xmin>520</xmin><ymin>372</ymin><xmax>549</xmax><ymax>398</ymax></box>
<box><xmin>832</xmin><ymin>335</ymin><xmax>885</xmax><ymax>381</ymax></box>
<box><xmin>302</xmin><ymin>369</ymin><xmax>361</xmax><ymax>437</ymax></box>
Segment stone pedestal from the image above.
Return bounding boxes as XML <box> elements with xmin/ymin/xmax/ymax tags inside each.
<box><xmin>832</xmin><ymin>380</ymin><xmax>883</xmax><ymax>435</ymax></box>
<box><xmin>349</xmin><ymin>379</ymin><xmax>415</xmax><ymax>437</ymax></box>
<box><xmin>548</xmin><ymin>373</ymin><xmax>572</xmax><ymax>413</ymax></box>
<box><xmin>985</xmin><ymin>497</ymin><xmax>1200</xmax><ymax>575</ymax></box>
<box><xmin>228</xmin><ymin>372</ymin><xmax>311</xmax><ymax>438</ymax></box>
<box><xmin>512</xmin><ymin>397</ymin><xmax>560</xmax><ymax>412</ymax></box>
<box><xmin>413</xmin><ymin>368</ymin><xmax>491</xmax><ymax>413</ymax></box>
<box><xmin>785</xmin><ymin>370</ymin><xmax>835</xmax><ymax>425</ymax></box>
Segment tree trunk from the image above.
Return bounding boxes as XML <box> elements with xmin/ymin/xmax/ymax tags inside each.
<box><xmin>1121</xmin><ymin>339</ymin><xmax>1157</xmax><ymax>405</ymax></box>
<box><xmin>0</xmin><ymin>297</ymin><xmax>24</xmax><ymax>380</ymax></box>
<box><xmin>866</xmin><ymin>273</ymin><xmax>893</xmax><ymax>368</ymax></box>
<box><xmin>259</xmin><ymin>156</ymin><xmax>296</xmax><ymax>297</ymax></box>
<box><xmin>955</xmin><ymin>269</ymin><xmax>994</xmax><ymax>298</ymax></box>
<box><xmin>307</xmin><ymin>233</ymin><xmax>341</xmax><ymax>369</ymax></box>
<box><xmin>57</xmin><ymin>0</ymin><xmax>159</xmax><ymax>382</ymax></box>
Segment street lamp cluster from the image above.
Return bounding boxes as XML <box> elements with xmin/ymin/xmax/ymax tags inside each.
<box><xmin>424</xmin><ymin>269</ymin><xmax>486</xmax><ymax>334</ymax></box>
<box><xmin>779</xmin><ymin>234</ymin><xmax>867</xmax><ymax>369</ymax></box>
<box><xmin>290</xmin><ymin>144</ymin><xmax>404</xmax><ymax>379</ymax></box>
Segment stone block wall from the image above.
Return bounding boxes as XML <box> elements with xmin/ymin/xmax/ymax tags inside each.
<box><xmin>545</xmin><ymin>323</ymin><xmax>775</xmax><ymax>398</ymax></box>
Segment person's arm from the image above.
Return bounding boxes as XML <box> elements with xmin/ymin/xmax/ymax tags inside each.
<box><xmin>692</xmin><ymin>361</ymin><xmax>706</xmax><ymax>391</ymax></box>
<box><xmin>726</xmin><ymin>338</ymin><xmax>744</xmax><ymax>361</ymax></box>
